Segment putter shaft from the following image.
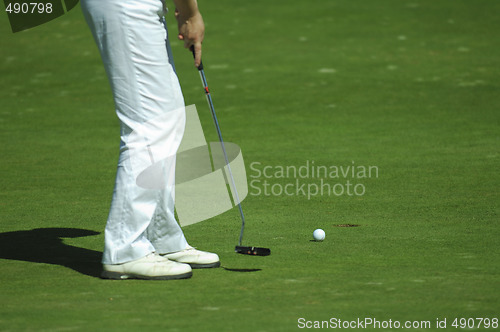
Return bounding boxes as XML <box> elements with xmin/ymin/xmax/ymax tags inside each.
<box><xmin>195</xmin><ymin>61</ymin><xmax>246</xmax><ymax>246</ymax></box>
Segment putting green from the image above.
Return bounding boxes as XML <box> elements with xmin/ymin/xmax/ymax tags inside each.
<box><xmin>1</xmin><ymin>0</ymin><xmax>499</xmax><ymax>331</ymax></box>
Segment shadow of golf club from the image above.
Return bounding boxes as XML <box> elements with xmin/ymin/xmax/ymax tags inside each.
<box><xmin>0</xmin><ymin>228</ymin><xmax>102</xmax><ymax>278</ymax></box>
<box><xmin>222</xmin><ymin>267</ymin><xmax>262</xmax><ymax>273</ymax></box>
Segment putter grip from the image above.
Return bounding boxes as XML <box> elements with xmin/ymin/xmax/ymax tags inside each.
<box><xmin>190</xmin><ymin>46</ymin><xmax>204</xmax><ymax>70</ymax></box>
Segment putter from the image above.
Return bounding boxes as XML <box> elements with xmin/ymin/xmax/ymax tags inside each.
<box><xmin>191</xmin><ymin>47</ymin><xmax>270</xmax><ymax>256</ymax></box>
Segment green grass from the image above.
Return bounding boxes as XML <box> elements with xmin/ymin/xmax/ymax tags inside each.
<box><xmin>1</xmin><ymin>0</ymin><xmax>499</xmax><ymax>331</ymax></box>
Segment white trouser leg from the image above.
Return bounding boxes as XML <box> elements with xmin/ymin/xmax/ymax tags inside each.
<box><xmin>82</xmin><ymin>0</ymin><xmax>188</xmax><ymax>264</ymax></box>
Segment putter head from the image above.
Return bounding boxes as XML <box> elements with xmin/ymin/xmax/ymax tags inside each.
<box><xmin>235</xmin><ymin>246</ymin><xmax>271</xmax><ymax>256</ymax></box>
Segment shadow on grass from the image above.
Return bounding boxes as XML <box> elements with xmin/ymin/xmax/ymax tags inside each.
<box><xmin>222</xmin><ymin>267</ymin><xmax>262</xmax><ymax>273</ymax></box>
<box><xmin>0</xmin><ymin>228</ymin><xmax>102</xmax><ymax>278</ymax></box>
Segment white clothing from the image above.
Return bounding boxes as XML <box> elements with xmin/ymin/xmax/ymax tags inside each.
<box><xmin>81</xmin><ymin>0</ymin><xmax>188</xmax><ymax>264</ymax></box>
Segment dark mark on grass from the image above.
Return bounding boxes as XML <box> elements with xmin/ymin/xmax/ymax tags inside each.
<box><xmin>333</xmin><ymin>224</ymin><xmax>360</xmax><ymax>227</ymax></box>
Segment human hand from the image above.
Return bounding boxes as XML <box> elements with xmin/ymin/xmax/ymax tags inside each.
<box><xmin>175</xmin><ymin>8</ymin><xmax>204</xmax><ymax>68</ymax></box>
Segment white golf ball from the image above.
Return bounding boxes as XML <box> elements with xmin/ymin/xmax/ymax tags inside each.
<box><xmin>313</xmin><ymin>229</ymin><xmax>325</xmax><ymax>241</ymax></box>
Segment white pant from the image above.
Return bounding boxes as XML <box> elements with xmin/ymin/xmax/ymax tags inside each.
<box><xmin>81</xmin><ymin>0</ymin><xmax>188</xmax><ymax>264</ymax></box>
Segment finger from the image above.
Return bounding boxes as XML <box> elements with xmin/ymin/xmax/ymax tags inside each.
<box><xmin>193</xmin><ymin>42</ymin><xmax>202</xmax><ymax>68</ymax></box>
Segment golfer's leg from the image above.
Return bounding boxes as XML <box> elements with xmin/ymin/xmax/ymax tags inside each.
<box><xmin>82</xmin><ymin>0</ymin><xmax>186</xmax><ymax>264</ymax></box>
<box><xmin>146</xmin><ymin>28</ymin><xmax>188</xmax><ymax>254</ymax></box>
<box><xmin>146</xmin><ymin>156</ymin><xmax>188</xmax><ymax>254</ymax></box>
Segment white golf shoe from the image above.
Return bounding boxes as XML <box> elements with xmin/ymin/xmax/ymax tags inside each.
<box><xmin>162</xmin><ymin>246</ymin><xmax>220</xmax><ymax>269</ymax></box>
<box><xmin>101</xmin><ymin>253</ymin><xmax>192</xmax><ymax>280</ymax></box>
